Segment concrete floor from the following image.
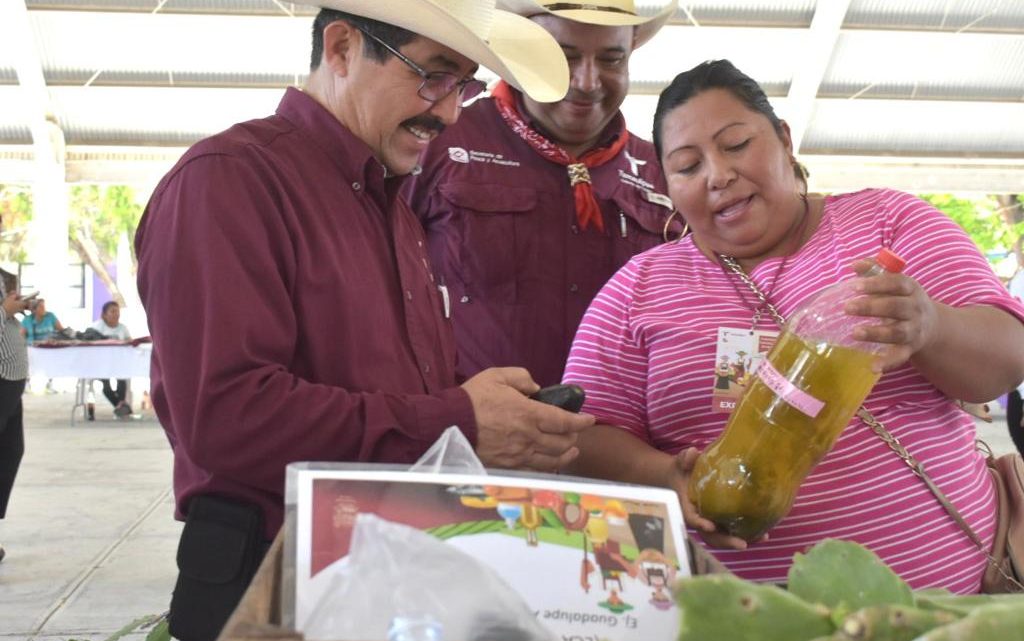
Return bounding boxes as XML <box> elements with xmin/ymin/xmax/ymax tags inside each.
<box><xmin>0</xmin><ymin>389</ymin><xmax>1018</xmax><ymax>640</ymax></box>
<box><xmin>0</xmin><ymin>391</ymin><xmax>179</xmax><ymax>641</ymax></box>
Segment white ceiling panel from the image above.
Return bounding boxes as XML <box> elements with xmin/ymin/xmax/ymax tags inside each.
<box><xmin>29</xmin><ymin>11</ymin><xmax>309</xmax><ymax>80</ymax></box>
<box><xmin>49</xmin><ymin>86</ymin><xmax>286</xmax><ymax>144</ymax></box>
<box><xmin>802</xmin><ymin>99</ymin><xmax>1024</xmax><ymax>156</ymax></box>
<box><xmin>629</xmin><ymin>25</ymin><xmax>800</xmax><ymax>91</ymax></box>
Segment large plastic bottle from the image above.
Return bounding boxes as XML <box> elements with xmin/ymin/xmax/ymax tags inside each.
<box><xmin>688</xmin><ymin>248</ymin><xmax>907</xmax><ymax>541</ymax></box>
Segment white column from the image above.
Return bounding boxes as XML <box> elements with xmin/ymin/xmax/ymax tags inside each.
<box><xmin>28</xmin><ymin>123</ymin><xmax>71</xmax><ymax>312</ymax></box>
<box><xmin>3</xmin><ymin>1</ymin><xmax>72</xmax><ymax>310</ymax></box>
<box><xmin>116</xmin><ymin>230</ymin><xmax>144</xmax><ymax>335</ymax></box>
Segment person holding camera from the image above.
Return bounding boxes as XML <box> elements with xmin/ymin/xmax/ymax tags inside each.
<box><xmin>0</xmin><ymin>268</ymin><xmax>30</xmax><ymax>563</ymax></box>
<box><xmin>20</xmin><ymin>297</ymin><xmax>64</xmax><ymax>345</ymax></box>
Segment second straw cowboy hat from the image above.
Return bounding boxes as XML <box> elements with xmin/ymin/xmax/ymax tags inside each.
<box><xmin>499</xmin><ymin>0</ymin><xmax>678</xmax><ymax>48</ymax></box>
<box><xmin>292</xmin><ymin>0</ymin><xmax>569</xmax><ymax>102</ymax></box>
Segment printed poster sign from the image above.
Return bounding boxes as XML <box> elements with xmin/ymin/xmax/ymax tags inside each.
<box><xmin>292</xmin><ymin>469</ymin><xmax>688</xmax><ymax>640</ymax></box>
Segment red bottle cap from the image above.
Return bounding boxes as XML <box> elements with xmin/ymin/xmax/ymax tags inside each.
<box><xmin>875</xmin><ymin>248</ymin><xmax>906</xmax><ymax>273</ymax></box>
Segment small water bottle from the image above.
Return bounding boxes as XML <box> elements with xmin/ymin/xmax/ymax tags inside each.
<box><xmin>86</xmin><ymin>389</ymin><xmax>96</xmax><ymax>421</ymax></box>
<box><xmin>388</xmin><ymin>615</ymin><xmax>443</xmax><ymax>641</ymax></box>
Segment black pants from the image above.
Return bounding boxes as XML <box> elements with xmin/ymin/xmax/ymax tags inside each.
<box><xmin>1008</xmin><ymin>389</ymin><xmax>1024</xmax><ymax>456</ymax></box>
<box><xmin>0</xmin><ymin>378</ymin><xmax>26</xmax><ymax>519</ymax></box>
<box><xmin>101</xmin><ymin>379</ymin><xmax>127</xmax><ymax>408</ymax></box>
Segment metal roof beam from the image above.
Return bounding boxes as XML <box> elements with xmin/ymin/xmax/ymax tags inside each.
<box><xmin>785</xmin><ymin>0</ymin><xmax>852</xmax><ymax>153</ymax></box>
<box><xmin>1</xmin><ymin>0</ymin><xmax>64</xmax><ymax>172</ymax></box>
<box><xmin>805</xmin><ymin>155</ymin><xmax>1024</xmax><ymax>195</ymax></box>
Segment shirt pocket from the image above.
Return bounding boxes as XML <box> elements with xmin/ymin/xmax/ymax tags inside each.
<box><xmin>439</xmin><ymin>181</ymin><xmax>538</xmax><ymax>304</ymax></box>
<box><xmin>608</xmin><ymin>188</ymin><xmax>673</xmax><ymax>266</ymax></box>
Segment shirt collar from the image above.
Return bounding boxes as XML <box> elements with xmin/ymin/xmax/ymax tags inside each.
<box><xmin>507</xmin><ymin>87</ymin><xmax>624</xmax><ymax>151</ymax></box>
<box><xmin>275</xmin><ymin>87</ymin><xmax>413</xmax><ymax>203</ymax></box>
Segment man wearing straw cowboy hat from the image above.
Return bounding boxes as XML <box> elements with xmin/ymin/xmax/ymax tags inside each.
<box><xmin>136</xmin><ymin>2</ymin><xmax>590</xmax><ymax>638</ymax></box>
<box><xmin>406</xmin><ymin>0</ymin><xmax>679</xmax><ymax>388</ymax></box>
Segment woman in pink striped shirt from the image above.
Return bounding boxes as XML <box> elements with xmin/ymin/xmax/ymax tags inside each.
<box><xmin>562</xmin><ymin>60</ymin><xmax>1024</xmax><ymax>592</ymax></box>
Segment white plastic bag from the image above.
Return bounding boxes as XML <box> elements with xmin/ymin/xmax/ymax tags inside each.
<box><xmin>303</xmin><ymin>513</ymin><xmax>555</xmax><ymax>641</ymax></box>
<box><xmin>407</xmin><ymin>425</ymin><xmax>487</xmax><ymax>476</ymax></box>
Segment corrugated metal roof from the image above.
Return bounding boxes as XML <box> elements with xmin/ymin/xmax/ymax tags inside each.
<box><xmin>0</xmin><ymin>126</ymin><xmax>33</xmax><ymax>145</ymax></box>
<box><xmin>656</xmin><ymin>0</ymin><xmax>816</xmax><ymax>27</ymax></box>
<box><xmin>26</xmin><ymin>0</ymin><xmax>315</xmax><ymax>16</ymax></box>
<box><xmin>845</xmin><ymin>0</ymin><xmax>1024</xmax><ymax>33</ymax></box>
<box><xmin>820</xmin><ymin>31</ymin><xmax>1024</xmax><ymax>100</ymax></box>
<box><xmin>2</xmin><ymin>0</ymin><xmax>1023</xmax><ymax>191</ymax></box>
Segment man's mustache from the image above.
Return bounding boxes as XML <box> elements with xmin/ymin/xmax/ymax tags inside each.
<box><xmin>402</xmin><ymin>115</ymin><xmax>446</xmax><ymax>136</ymax></box>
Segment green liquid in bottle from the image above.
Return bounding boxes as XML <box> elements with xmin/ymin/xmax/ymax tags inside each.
<box><xmin>689</xmin><ymin>331</ymin><xmax>880</xmax><ymax>541</ymax></box>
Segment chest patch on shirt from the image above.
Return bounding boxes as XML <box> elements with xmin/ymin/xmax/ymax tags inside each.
<box><xmin>617</xmin><ymin>168</ymin><xmax>655</xmax><ymax>191</ymax></box>
<box><xmin>447</xmin><ymin>146</ymin><xmax>521</xmax><ymax>168</ymax></box>
<box><xmin>644</xmin><ymin>191</ymin><xmax>673</xmax><ymax>210</ymax></box>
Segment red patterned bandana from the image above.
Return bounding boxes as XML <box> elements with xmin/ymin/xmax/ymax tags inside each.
<box><xmin>491</xmin><ymin>81</ymin><xmax>629</xmax><ymax>233</ymax></box>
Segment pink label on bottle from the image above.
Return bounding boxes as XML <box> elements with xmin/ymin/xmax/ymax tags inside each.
<box><xmin>755</xmin><ymin>360</ymin><xmax>824</xmax><ymax>418</ymax></box>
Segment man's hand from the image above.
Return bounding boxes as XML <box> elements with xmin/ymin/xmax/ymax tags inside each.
<box><xmin>2</xmin><ymin>292</ymin><xmax>28</xmax><ymax>318</ymax></box>
<box><xmin>668</xmin><ymin>448</ymin><xmax>757</xmax><ymax>550</ymax></box>
<box><xmin>462</xmin><ymin>367</ymin><xmax>594</xmax><ymax>473</ymax></box>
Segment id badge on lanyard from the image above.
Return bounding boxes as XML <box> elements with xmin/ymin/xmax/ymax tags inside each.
<box><xmin>710</xmin><ymin>326</ymin><xmax>778</xmax><ymax>414</ymax></box>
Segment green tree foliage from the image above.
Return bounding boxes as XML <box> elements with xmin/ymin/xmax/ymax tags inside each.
<box><xmin>69</xmin><ymin>184</ymin><xmax>144</xmax><ymax>266</ymax></box>
<box><xmin>68</xmin><ymin>185</ymin><xmax>145</xmax><ymax>306</ymax></box>
<box><xmin>0</xmin><ymin>184</ymin><xmax>33</xmax><ymax>263</ymax></box>
<box><xmin>920</xmin><ymin>193</ymin><xmax>1024</xmax><ymax>270</ymax></box>
<box><xmin>0</xmin><ymin>183</ymin><xmax>145</xmax><ymax>305</ymax></box>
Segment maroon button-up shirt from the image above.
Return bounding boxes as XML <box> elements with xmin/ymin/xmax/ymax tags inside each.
<box><xmin>405</xmin><ymin>96</ymin><xmax>673</xmax><ymax>387</ymax></box>
<box><xmin>136</xmin><ymin>88</ymin><xmax>476</xmax><ymax>538</ymax></box>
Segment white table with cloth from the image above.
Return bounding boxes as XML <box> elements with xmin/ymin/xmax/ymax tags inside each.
<box><xmin>28</xmin><ymin>342</ymin><xmax>153</xmax><ymax>424</ymax></box>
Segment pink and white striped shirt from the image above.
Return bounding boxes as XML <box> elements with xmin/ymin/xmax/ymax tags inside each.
<box><xmin>563</xmin><ymin>188</ymin><xmax>1024</xmax><ymax>592</ymax></box>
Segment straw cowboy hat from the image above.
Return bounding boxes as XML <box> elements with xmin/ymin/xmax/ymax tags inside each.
<box><xmin>292</xmin><ymin>0</ymin><xmax>569</xmax><ymax>102</ymax></box>
<box><xmin>498</xmin><ymin>0</ymin><xmax>678</xmax><ymax>48</ymax></box>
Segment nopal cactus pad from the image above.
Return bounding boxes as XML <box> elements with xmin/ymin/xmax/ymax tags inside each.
<box><xmin>677</xmin><ymin>574</ymin><xmax>834</xmax><ymax>641</ymax></box>
<box><xmin>788</xmin><ymin>539</ymin><xmax>913</xmax><ymax>612</ymax></box>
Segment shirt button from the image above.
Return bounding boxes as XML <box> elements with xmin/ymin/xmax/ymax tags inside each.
<box><xmin>460</xmin><ymin>295</ymin><xmax>471</xmax><ymax>303</ymax></box>
<box><xmin>423</xmin><ymin>363</ymin><xmax>431</xmax><ymax>374</ymax></box>
<box><xmin>405</xmin><ymin>290</ymin><xmax>413</xmax><ymax>301</ymax></box>
<box><xmin>352</xmin><ymin>182</ymin><xmax>361</xmax><ymax>191</ymax></box>
<box><xmin>571</xmin><ymin>224</ymin><xmax>579</xmax><ymax>235</ymax></box>
<box><xmin>569</xmin><ymin>283</ymin><xmax>579</xmax><ymax>293</ymax></box>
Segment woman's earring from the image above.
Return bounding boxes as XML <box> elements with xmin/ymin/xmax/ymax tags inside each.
<box><xmin>663</xmin><ymin>209</ymin><xmax>690</xmax><ymax>243</ymax></box>
<box><xmin>792</xmin><ymin>158</ymin><xmax>809</xmax><ymax>183</ymax></box>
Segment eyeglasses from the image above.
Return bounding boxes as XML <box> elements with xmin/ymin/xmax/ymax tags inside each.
<box><xmin>355</xmin><ymin>26</ymin><xmax>486</xmax><ymax>104</ymax></box>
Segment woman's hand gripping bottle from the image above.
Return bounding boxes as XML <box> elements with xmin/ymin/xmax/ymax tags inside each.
<box><xmin>689</xmin><ymin>248</ymin><xmax>907</xmax><ymax>542</ymax></box>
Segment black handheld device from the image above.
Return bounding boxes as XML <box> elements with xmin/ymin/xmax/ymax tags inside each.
<box><xmin>529</xmin><ymin>383</ymin><xmax>585</xmax><ymax>413</ymax></box>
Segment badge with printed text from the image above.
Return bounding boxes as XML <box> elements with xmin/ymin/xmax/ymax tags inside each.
<box><xmin>711</xmin><ymin>327</ymin><xmax>778</xmax><ymax>414</ymax></box>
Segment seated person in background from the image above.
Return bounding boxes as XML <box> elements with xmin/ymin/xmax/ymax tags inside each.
<box><xmin>93</xmin><ymin>301</ymin><xmax>132</xmax><ymax>417</ymax></box>
<box><xmin>20</xmin><ymin>298</ymin><xmax>64</xmax><ymax>344</ymax></box>
<box><xmin>562</xmin><ymin>59</ymin><xmax>1024</xmax><ymax>593</ymax></box>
